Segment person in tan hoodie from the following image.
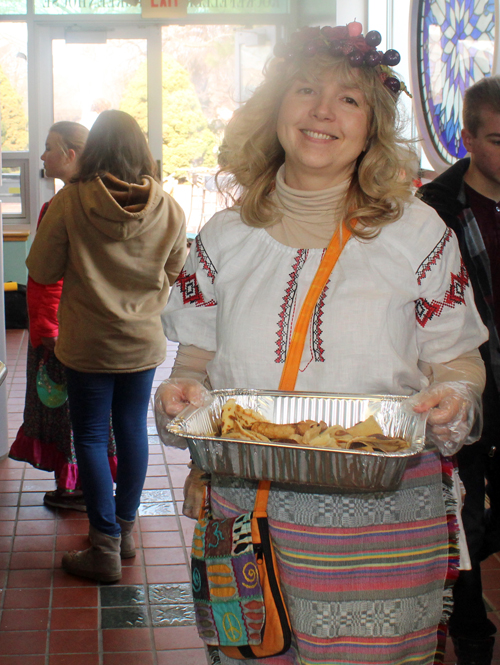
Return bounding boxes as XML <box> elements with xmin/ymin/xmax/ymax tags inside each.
<box><xmin>26</xmin><ymin>110</ymin><xmax>187</xmax><ymax>583</ymax></box>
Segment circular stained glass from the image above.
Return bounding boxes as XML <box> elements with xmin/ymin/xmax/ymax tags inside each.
<box><xmin>417</xmin><ymin>0</ymin><xmax>495</xmax><ymax>165</ymax></box>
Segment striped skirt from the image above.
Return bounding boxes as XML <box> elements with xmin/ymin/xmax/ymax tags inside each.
<box><xmin>210</xmin><ymin>448</ymin><xmax>458</xmax><ymax>665</ymax></box>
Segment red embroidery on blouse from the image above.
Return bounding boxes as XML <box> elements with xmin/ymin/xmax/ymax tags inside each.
<box><xmin>416</xmin><ymin>260</ymin><xmax>469</xmax><ymax>327</ymax></box>
<box><xmin>275</xmin><ymin>250</ymin><xmax>307</xmax><ymax>363</ymax></box>
<box><xmin>176</xmin><ymin>269</ymin><xmax>216</xmax><ymax>308</ymax></box>
<box><xmin>195</xmin><ymin>236</ymin><xmax>217</xmax><ymax>283</ymax></box>
<box><xmin>416</xmin><ymin>228</ymin><xmax>453</xmax><ymax>286</ymax></box>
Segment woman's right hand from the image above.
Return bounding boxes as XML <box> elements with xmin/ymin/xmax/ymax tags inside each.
<box><xmin>156</xmin><ymin>377</ymin><xmax>211</xmax><ymax>418</ymax></box>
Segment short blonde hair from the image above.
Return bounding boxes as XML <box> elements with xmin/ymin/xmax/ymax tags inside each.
<box><xmin>50</xmin><ymin>121</ymin><xmax>89</xmax><ymax>159</ymax></box>
<box><xmin>218</xmin><ymin>52</ymin><xmax>416</xmax><ymax>239</ymax></box>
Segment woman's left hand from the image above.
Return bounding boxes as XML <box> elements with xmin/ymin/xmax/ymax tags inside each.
<box><xmin>411</xmin><ymin>382</ymin><xmax>481</xmax><ymax>456</ymax></box>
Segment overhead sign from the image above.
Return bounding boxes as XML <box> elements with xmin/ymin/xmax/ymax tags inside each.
<box><xmin>141</xmin><ymin>0</ymin><xmax>188</xmax><ymax>17</ymax></box>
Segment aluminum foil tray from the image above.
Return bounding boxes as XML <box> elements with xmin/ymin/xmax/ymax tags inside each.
<box><xmin>166</xmin><ymin>389</ymin><xmax>427</xmax><ymax>492</ymax></box>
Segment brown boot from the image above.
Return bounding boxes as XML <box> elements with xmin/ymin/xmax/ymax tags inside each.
<box><xmin>116</xmin><ymin>515</ymin><xmax>136</xmax><ymax>559</ymax></box>
<box><xmin>62</xmin><ymin>525</ymin><xmax>122</xmax><ymax>583</ymax></box>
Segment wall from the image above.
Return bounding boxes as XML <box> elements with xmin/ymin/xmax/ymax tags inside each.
<box><xmin>3</xmin><ymin>236</ymin><xmax>30</xmax><ymax>285</ymax></box>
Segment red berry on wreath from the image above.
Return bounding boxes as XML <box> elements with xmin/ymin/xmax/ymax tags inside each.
<box><xmin>347</xmin><ymin>21</ymin><xmax>363</xmax><ymax>37</ymax></box>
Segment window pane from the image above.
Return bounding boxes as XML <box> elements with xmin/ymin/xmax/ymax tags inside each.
<box><xmin>0</xmin><ymin>0</ymin><xmax>27</xmax><ymax>15</ymax></box>
<box><xmin>0</xmin><ymin>23</ymin><xmax>28</xmax><ymax>152</ymax></box>
<box><xmin>0</xmin><ymin>166</ymin><xmax>22</xmax><ymax>215</ymax></box>
<box><xmin>159</xmin><ymin>25</ymin><xmax>274</xmax><ymax>236</ymax></box>
<box><xmin>188</xmin><ymin>0</ymin><xmax>288</xmax><ymax>14</ymax></box>
<box><xmin>35</xmin><ymin>0</ymin><xmax>140</xmax><ymax>15</ymax></box>
<box><xmin>52</xmin><ymin>39</ymin><xmax>147</xmax><ymax>130</ymax></box>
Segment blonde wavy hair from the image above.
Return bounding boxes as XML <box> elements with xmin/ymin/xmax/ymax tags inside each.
<box><xmin>217</xmin><ymin>52</ymin><xmax>417</xmax><ymax>239</ymax></box>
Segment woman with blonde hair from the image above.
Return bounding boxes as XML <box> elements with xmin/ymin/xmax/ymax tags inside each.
<box><xmin>9</xmin><ymin>121</ymin><xmax>117</xmax><ymax>511</ymax></box>
<box><xmin>159</xmin><ymin>23</ymin><xmax>488</xmax><ymax>664</ymax></box>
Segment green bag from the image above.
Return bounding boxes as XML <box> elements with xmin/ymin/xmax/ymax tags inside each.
<box><xmin>36</xmin><ymin>356</ymin><xmax>68</xmax><ymax>408</ymax></box>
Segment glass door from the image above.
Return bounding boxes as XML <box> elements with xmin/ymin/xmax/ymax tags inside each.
<box><xmin>48</xmin><ymin>29</ymin><xmax>152</xmax><ymax>196</ymax></box>
<box><xmin>39</xmin><ymin>23</ymin><xmax>275</xmax><ymax>232</ymax></box>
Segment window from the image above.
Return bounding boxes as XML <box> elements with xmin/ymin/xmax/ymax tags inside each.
<box><xmin>0</xmin><ymin>23</ymin><xmax>28</xmax><ymax>153</ymax></box>
<box><xmin>1</xmin><ymin>153</ymin><xmax>30</xmax><ymax>225</ymax></box>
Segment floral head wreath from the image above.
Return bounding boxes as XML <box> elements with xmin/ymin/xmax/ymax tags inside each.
<box><xmin>273</xmin><ymin>22</ymin><xmax>412</xmax><ymax>98</ymax></box>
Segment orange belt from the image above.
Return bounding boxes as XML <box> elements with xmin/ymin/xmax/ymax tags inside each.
<box><xmin>278</xmin><ymin>223</ymin><xmax>353</xmax><ymax>391</ymax></box>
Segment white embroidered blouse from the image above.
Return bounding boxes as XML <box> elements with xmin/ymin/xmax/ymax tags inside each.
<box><xmin>162</xmin><ymin>197</ymin><xmax>488</xmax><ymax>396</ymax></box>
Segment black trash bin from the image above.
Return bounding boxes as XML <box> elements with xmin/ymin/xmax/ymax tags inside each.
<box><xmin>4</xmin><ymin>282</ymin><xmax>28</xmax><ymax>329</ymax></box>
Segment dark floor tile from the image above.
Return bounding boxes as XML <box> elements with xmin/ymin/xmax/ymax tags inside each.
<box><xmin>154</xmin><ymin>625</ymin><xmax>204</xmax><ymax>650</ymax></box>
<box><xmin>51</xmin><ymin>607</ymin><xmax>98</xmax><ymax>630</ymax></box>
<box><xmin>156</xmin><ymin>649</ymin><xmax>208</xmax><ymax>665</ymax></box>
<box><xmin>143</xmin><ymin>477</ymin><xmax>169</xmax><ymax>490</ymax></box>
<box><xmin>17</xmin><ymin>506</ymin><xmax>54</xmax><ymax>520</ymax></box>
<box><xmin>146</xmin><ymin>565</ymin><xmax>191</xmax><ymax>584</ymax></box>
<box><xmin>51</xmin><ymin>587</ymin><xmax>98</xmax><ymax>608</ymax></box>
<box><xmin>0</xmin><ymin>630</ymin><xmax>47</xmax><ymax>655</ymax></box>
<box><xmin>141</xmin><ymin>531</ymin><xmax>183</xmax><ymax>548</ymax></box>
<box><xmin>56</xmin><ymin>520</ymin><xmax>89</xmax><ymax>535</ymax></box>
<box><xmin>151</xmin><ymin>604</ymin><xmax>195</xmax><ymax>627</ymax></box>
<box><xmin>49</xmin><ymin>655</ymin><xmax>99</xmax><ymax>665</ymax></box>
<box><xmin>119</xmin><ymin>567</ymin><xmax>147</xmax><ymax>585</ymax></box>
<box><xmin>139</xmin><ymin>516</ymin><xmax>179</xmax><ymax>532</ymax></box>
<box><xmin>100</xmin><ymin>585</ymin><xmax>146</xmax><ymax>607</ymax></box>
<box><xmin>102</xmin><ymin>627</ymin><xmax>153</xmax><ymax>652</ymax></box>
<box><xmin>144</xmin><ymin>547</ymin><xmax>186</xmax><ymax>566</ymax></box>
<box><xmin>103</xmin><ymin>653</ymin><xmax>155</xmax><ymax>665</ymax></box>
<box><xmin>101</xmin><ymin>606</ymin><xmax>149</xmax><ymax>629</ymax></box>
<box><xmin>9</xmin><ymin>552</ymin><xmax>54</xmax><ymax>570</ymax></box>
<box><xmin>0</xmin><ymin>494</ymin><xmax>21</xmax><ymax>507</ymax></box>
<box><xmin>148</xmin><ymin>582</ymin><xmax>193</xmax><ymax>605</ymax></box>
<box><xmin>15</xmin><ymin>520</ymin><xmax>55</xmax><ymax>536</ymax></box>
<box><xmin>168</xmin><ymin>465</ymin><xmax>190</xmax><ymax>489</ymax></box>
<box><xmin>0</xmin><ymin>522</ymin><xmax>15</xmax><ymax>536</ymax></box>
<box><xmin>0</xmin><ymin>508</ymin><xmax>17</xmax><ymax>520</ymax></box>
<box><xmin>12</xmin><ymin>536</ymin><xmax>54</xmax><ymax>552</ymax></box>
<box><xmin>164</xmin><ymin>448</ymin><xmax>191</xmax><ymax>464</ymax></box>
<box><xmin>0</xmin><ymin>657</ymin><xmax>46</xmax><ymax>664</ymax></box>
<box><xmin>52</xmin><ymin>569</ymin><xmax>97</xmax><ymax>588</ymax></box>
<box><xmin>19</xmin><ymin>492</ymin><xmax>45</xmax><ymax>507</ymax></box>
<box><xmin>2</xmin><ymin>588</ymin><xmax>51</xmax><ymax>609</ymax></box>
<box><xmin>49</xmin><ymin>629</ymin><xmax>98</xmax><ymax>654</ymax></box>
<box><xmin>55</xmin><ymin>534</ymin><xmax>89</xmax><ymax>552</ymax></box>
<box><xmin>6</xmin><ymin>569</ymin><xmax>52</xmax><ymax>588</ymax></box>
<box><xmin>0</xmin><ymin>609</ymin><xmax>49</xmax><ymax>631</ymax></box>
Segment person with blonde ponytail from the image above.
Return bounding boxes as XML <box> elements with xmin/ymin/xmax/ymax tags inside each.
<box><xmin>9</xmin><ymin>121</ymin><xmax>117</xmax><ymax>511</ymax></box>
<box><xmin>159</xmin><ymin>23</ymin><xmax>488</xmax><ymax>665</ymax></box>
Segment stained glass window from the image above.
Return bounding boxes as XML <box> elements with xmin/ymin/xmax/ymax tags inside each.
<box><xmin>417</xmin><ymin>0</ymin><xmax>495</xmax><ymax>164</ymax></box>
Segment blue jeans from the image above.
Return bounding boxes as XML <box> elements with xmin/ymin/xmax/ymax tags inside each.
<box><xmin>65</xmin><ymin>367</ymin><xmax>156</xmax><ymax>536</ymax></box>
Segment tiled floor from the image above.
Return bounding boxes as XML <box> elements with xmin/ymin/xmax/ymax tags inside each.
<box><xmin>2</xmin><ymin>329</ymin><xmax>500</xmax><ymax>664</ymax></box>
<box><xmin>0</xmin><ymin>328</ymin><xmax>208</xmax><ymax>665</ymax></box>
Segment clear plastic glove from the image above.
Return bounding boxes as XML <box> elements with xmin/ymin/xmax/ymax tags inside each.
<box><xmin>410</xmin><ymin>381</ymin><xmax>482</xmax><ymax>456</ymax></box>
<box><xmin>154</xmin><ymin>377</ymin><xmax>212</xmax><ymax>449</ymax></box>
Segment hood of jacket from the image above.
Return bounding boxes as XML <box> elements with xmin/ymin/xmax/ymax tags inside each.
<box><xmin>417</xmin><ymin>158</ymin><xmax>470</xmax><ymax>221</ymax></box>
<box><xmin>78</xmin><ymin>173</ymin><xmax>166</xmax><ymax>241</ymax></box>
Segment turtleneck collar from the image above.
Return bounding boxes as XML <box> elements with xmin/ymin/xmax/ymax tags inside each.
<box><xmin>267</xmin><ymin>165</ymin><xmax>351</xmax><ymax>249</ymax></box>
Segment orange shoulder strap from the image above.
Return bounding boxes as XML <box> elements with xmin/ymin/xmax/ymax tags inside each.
<box><xmin>254</xmin><ymin>480</ymin><xmax>271</xmax><ymax>516</ymax></box>
<box><xmin>278</xmin><ymin>223</ymin><xmax>353</xmax><ymax>392</ymax></box>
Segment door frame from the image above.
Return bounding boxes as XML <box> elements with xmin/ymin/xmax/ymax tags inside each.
<box><xmin>32</xmin><ymin>22</ymin><xmax>162</xmax><ymax>217</ymax></box>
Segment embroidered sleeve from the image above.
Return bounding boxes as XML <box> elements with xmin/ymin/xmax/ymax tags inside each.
<box><xmin>162</xmin><ymin>233</ymin><xmax>218</xmax><ymax>352</ymax></box>
<box><xmin>415</xmin><ymin>227</ymin><xmax>488</xmax><ymax>363</ymax></box>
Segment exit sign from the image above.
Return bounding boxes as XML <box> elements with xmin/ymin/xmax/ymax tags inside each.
<box><xmin>141</xmin><ymin>0</ymin><xmax>188</xmax><ymax>16</ymax></box>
